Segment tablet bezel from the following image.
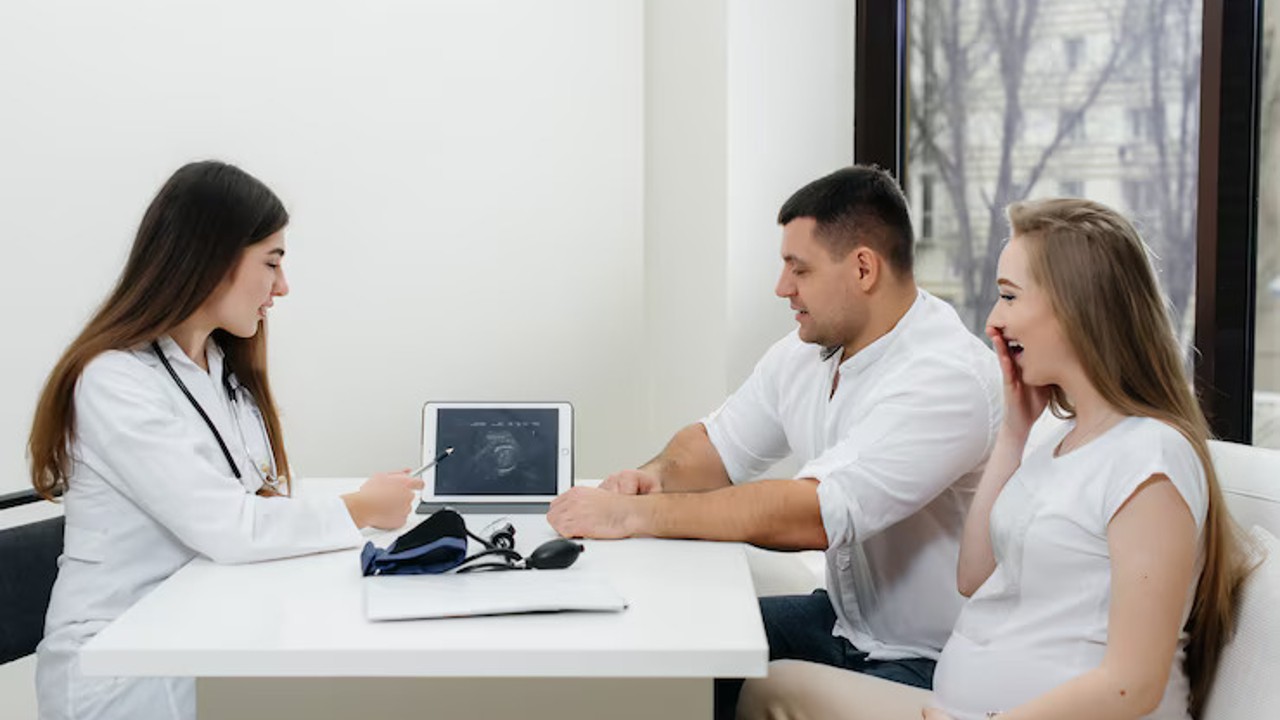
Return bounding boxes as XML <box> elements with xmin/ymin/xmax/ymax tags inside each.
<box><xmin>420</xmin><ymin>401</ymin><xmax>573</xmax><ymax>503</ymax></box>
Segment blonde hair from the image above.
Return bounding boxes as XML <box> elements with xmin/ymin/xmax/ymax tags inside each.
<box><xmin>1007</xmin><ymin>198</ymin><xmax>1249</xmax><ymax>717</ymax></box>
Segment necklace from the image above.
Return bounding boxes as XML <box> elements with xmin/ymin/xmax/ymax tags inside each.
<box><xmin>1055</xmin><ymin>410</ymin><xmax>1124</xmax><ymax>457</ymax></box>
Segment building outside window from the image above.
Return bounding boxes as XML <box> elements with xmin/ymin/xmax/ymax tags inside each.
<box><xmin>1064</xmin><ymin>36</ymin><xmax>1084</xmax><ymax>71</ymax></box>
<box><xmin>1128</xmin><ymin>107</ymin><xmax>1152</xmax><ymax>140</ymax></box>
<box><xmin>1058</xmin><ymin>109</ymin><xmax>1087</xmax><ymax>143</ymax></box>
<box><xmin>1255</xmin><ymin>0</ymin><xmax>1279</xmax><ymax>448</ymax></box>
<box><xmin>920</xmin><ymin>174</ymin><xmax>935</xmax><ymax>242</ymax></box>
<box><xmin>1121</xmin><ymin>179</ymin><xmax>1159</xmax><ymax>217</ymax></box>
<box><xmin>907</xmin><ymin>0</ymin><xmax>1201</xmax><ymax>360</ymax></box>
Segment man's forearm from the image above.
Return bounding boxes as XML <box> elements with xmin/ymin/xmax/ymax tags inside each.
<box><xmin>628</xmin><ymin>479</ymin><xmax>827</xmax><ymax>550</ymax></box>
<box><xmin>639</xmin><ymin>423</ymin><xmax>732</xmax><ymax>493</ymax></box>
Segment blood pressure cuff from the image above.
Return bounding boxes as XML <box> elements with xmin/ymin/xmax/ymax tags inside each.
<box><xmin>360</xmin><ymin>508</ymin><xmax>468</xmax><ymax>576</ymax></box>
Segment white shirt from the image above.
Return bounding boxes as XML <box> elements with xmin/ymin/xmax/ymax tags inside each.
<box><xmin>703</xmin><ymin>290</ymin><xmax>1002</xmax><ymax>660</ymax></box>
<box><xmin>932</xmin><ymin>417</ymin><xmax>1208</xmax><ymax>720</ymax></box>
<box><xmin>37</xmin><ymin>337</ymin><xmax>362</xmax><ymax>720</ymax></box>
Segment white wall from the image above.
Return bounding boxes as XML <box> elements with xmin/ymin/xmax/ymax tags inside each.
<box><xmin>726</xmin><ymin>0</ymin><xmax>856</xmax><ymax>386</ymax></box>
<box><xmin>0</xmin><ymin>0</ymin><xmax>645</xmax><ymax>493</ymax></box>
<box><xmin>642</xmin><ymin>0</ymin><xmax>730</xmax><ymax>447</ymax></box>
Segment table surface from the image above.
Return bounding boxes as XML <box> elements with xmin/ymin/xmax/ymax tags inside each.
<box><xmin>80</xmin><ymin>479</ymin><xmax>768</xmax><ymax>679</ymax></box>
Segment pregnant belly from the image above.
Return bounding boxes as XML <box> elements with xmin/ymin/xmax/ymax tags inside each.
<box><xmin>931</xmin><ymin>631</ymin><xmax>1098</xmax><ymax>720</ymax></box>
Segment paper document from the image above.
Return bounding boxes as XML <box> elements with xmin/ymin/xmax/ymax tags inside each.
<box><xmin>364</xmin><ymin>570</ymin><xmax>628</xmax><ymax>621</ymax></box>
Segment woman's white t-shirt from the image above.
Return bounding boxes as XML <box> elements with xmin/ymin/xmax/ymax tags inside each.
<box><xmin>932</xmin><ymin>416</ymin><xmax>1208</xmax><ymax>720</ymax></box>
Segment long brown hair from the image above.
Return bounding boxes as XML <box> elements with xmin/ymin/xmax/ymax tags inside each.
<box><xmin>29</xmin><ymin>161</ymin><xmax>293</xmax><ymax>499</ymax></box>
<box><xmin>1008</xmin><ymin>198</ymin><xmax>1249</xmax><ymax>717</ymax></box>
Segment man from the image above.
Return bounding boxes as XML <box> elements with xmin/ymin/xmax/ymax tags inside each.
<box><xmin>548</xmin><ymin>165</ymin><xmax>1001</xmax><ymax>714</ymax></box>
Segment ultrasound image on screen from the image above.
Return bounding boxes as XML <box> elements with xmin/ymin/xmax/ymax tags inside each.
<box><xmin>434</xmin><ymin>408</ymin><xmax>559</xmax><ymax>496</ymax></box>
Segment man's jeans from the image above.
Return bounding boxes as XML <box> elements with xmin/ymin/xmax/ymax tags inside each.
<box><xmin>714</xmin><ymin>590</ymin><xmax>936</xmax><ymax>720</ymax></box>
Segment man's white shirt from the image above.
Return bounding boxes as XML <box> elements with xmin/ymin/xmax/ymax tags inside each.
<box><xmin>703</xmin><ymin>289</ymin><xmax>1002</xmax><ymax>660</ymax></box>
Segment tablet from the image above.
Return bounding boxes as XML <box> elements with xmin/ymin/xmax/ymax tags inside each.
<box><xmin>417</xmin><ymin>402</ymin><xmax>573</xmax><ymax>513</ymax></box>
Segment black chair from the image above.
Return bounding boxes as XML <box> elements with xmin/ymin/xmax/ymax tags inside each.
<box><xmin>0</xmin><ymin>490</ymin><xmax>64</xmax><ymax>665</ymax></box>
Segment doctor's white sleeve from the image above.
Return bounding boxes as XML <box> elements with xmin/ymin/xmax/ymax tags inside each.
<box><xmin>73</xmin><ymin>353</ymin><xmax>363</xmax><ymax>564</ymax></box>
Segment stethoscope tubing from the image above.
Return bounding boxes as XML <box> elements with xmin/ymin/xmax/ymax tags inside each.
<box><xmin>152</xmin><ymin>341</ymin><xmax>242</xmax><ymax>479</ymax></box>
<box><xmin>151</xmin><ymin>340</ymin><xmax>275</xmax><ymax>487</ymax></box>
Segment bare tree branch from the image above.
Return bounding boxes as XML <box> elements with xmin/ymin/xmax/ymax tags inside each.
<box><xmin>1018</xmin><ymin>8</ymin><xmax>1129</xmax><ymax>197</ymax></box>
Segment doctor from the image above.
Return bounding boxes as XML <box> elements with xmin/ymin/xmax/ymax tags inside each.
<box><xmin>27</xmin><ymin>161</ymin><xmax>422</xmax><ymax>720</ymax></box>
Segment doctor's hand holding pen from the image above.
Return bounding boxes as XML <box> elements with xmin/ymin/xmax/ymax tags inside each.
<box><xmin>342</xmin><ymin>471</ymin><xmax>424</xmax><ymax>530</ymax></box>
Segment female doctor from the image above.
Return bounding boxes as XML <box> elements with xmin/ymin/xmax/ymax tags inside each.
<box><xmin>27</xmin><ymin>161</ymin><xmax>423</xmax><ymax>720</ymax></box>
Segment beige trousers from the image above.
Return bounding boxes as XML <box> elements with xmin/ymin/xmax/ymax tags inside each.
<box><xmin>737</xmin><ymin>660</ymin><xmax>934</xmax><ymax>720</ymax></box>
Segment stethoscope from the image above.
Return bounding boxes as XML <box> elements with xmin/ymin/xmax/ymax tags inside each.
<box><xmin>151</xmin><ymin>341</ymin><xmax>277</xmax><ymax>488</ymax></box>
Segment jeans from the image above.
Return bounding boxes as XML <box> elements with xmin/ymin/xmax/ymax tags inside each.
<box><xmin>714</xmin><ymin>590</ymin><xmax>936</xmax><ymax>720</ymax></box>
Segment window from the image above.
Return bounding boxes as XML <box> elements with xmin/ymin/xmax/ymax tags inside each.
<box><xmin>1128</xmin><ymin>107</ymin><xmax>1152</xmax><ymax>141</ymax></box>
<box><xmin>918</xmin><ymin>9</ymin><xmax>937</xmax><ymax>164</ymax></box>
<box><xmin>920</xmin><ymin>174</ymin><xmax>935</xmax><ymax>242</ymax></box>
<box><xmin>1058</xmin><ymin>109</ymin><xmax>1086</xmax><ymax>143</ymax></box>
<box><xmin>1255</xmin><ymin>0</ymin><xmax>1279</xmax><ymax>448</ymax></box>
<box><xmin>905</xmin><ymin>1</ymin><xmax>1200</xmax><ymax>347</ymax></box>
<box><xmin>1121</xmin><ymin>179</ymin><xmax>1159</xmax><ymax>216</ymax></box>
<box><xmin>1064</xmin><ymin>36</ymin><xmax>1084</xmax><ymax>71</ymax></box>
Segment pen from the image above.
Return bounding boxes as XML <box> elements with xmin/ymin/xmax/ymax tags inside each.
<box><xmin>410</xmin><ymin>447</ymin><xmax>454</xmax><ymax>477</ymax></box>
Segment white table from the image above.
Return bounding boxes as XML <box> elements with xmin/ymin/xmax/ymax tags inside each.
<box><xmin>80</xmin><ymin>479</ymin><xmax>768</xmax><ymax>719</ymax></box>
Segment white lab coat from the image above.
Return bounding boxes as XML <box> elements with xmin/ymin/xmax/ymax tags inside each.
<box><xmin>36</xmin><ymin>336</ymin><xmax>363</xmax><ymax>720</ymax></box>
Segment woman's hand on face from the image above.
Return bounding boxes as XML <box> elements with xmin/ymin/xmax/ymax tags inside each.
<box><xmin>988</xmin><ymin>325</ymin><xmax>1050</xmax><ymax>443</ymax></box>
<box><xmin>343</xmin><ymin>470</ymin><xmax>425</xmax><ymax>530</ymax></box>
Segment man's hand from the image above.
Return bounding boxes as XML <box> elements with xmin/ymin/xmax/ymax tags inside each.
<box><xmin>547</xmin><ymin>486</ymin><xmax>645</xmax><ymax>539</ymax></box>
<box><xmin>599</xmin><ymin>468</ymin><xmax>663</xmax><ymax>495</ymax></box>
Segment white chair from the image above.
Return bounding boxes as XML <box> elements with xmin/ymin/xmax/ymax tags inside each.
<box><xmin>1209</xmin><ymin>439</ymin><xmax>1280</xmax><ymax>536</ymax></box>
<box><xmin>1201</xmin><ymin>440</ymin><xmax>1280</xmax><ymax>720</ymax></box>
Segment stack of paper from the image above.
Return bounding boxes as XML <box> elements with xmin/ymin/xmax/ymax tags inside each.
<box><xmin>364</xmin><ymin>571</ymin><xmax>628</xmax><ymax>621</ymax></box>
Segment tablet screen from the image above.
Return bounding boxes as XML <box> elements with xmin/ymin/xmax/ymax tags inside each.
<box><xmin>433</xmin><ymin>408</ymin><xmax>559</xmax><ymax>496</ymax></box>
